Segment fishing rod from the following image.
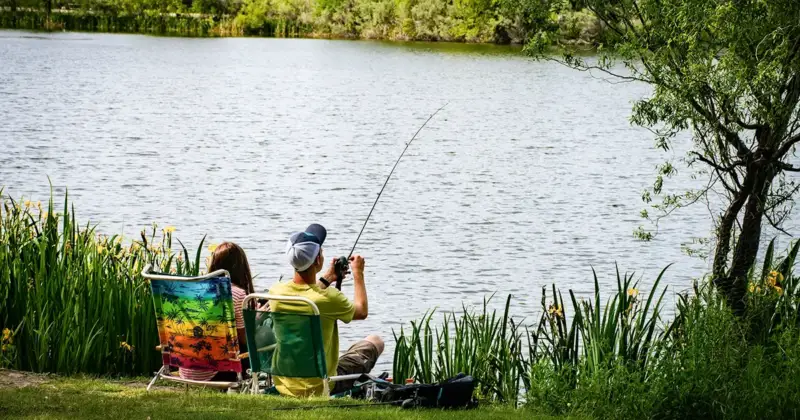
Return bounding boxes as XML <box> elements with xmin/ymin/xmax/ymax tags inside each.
<box><xmin>332</xmin><ymin>103</ymin><xmax>448</xmax><ymax>290</ymax></box>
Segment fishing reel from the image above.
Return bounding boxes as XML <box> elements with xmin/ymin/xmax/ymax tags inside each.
<box><xmin>333</xmin><ymin>256</ymin><xmax>350</xmax><ymax>290</ymax></box>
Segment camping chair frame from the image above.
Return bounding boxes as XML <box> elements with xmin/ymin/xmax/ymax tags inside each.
<box><xmin>142</xmin><ymin>264</ymin><xmax>248</xmax><ymax>392</ymax></box>
<box><xmin>242</xmin><ymin>293</ymin><xmax>362</xmax><ymax>396</ymax></box>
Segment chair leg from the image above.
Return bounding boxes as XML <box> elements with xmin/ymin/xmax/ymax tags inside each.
<box><xmin>251</xmin><ymin>374</ymin><xmax>259</xmax><ymax>395</ymax></box>
<box><xmin>146</xmin><ymin>366</ymin><xmax>167</xmax><ymax>392</ymax></box>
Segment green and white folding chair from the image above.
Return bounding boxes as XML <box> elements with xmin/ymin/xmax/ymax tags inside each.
<box><xmin>142</xmin><ymin>264</ymin><xmax>248</xmax><ymax>391</ymax></box>
<box><xmin>241</xmin><ymin>293</ymin><xmax>362</xmax><ymax>396</ymax></box>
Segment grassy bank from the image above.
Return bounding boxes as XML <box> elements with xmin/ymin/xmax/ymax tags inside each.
<box><xmin>0</xmin><ymin>371</ymin><xmax>573</xmax><ymax>420</ymax></box>
<box><xmin>4</xmin><ymin>190</ymin><xmax>800</xmax><ymax>418</ymax></box>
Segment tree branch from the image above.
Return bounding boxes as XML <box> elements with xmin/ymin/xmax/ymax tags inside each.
<box><xmin>775</xmin><ymin>132</ymin><xmax>800</xmax><ymax>158</ymax></box>
<box><xmin>543</xmin><ymin>57</ymin><xmax>650</xmax><ymax>83</ymax></box>
<box><xmin>765</xmin><ymin>211</ymin><xmax>792</xmax><ymax>237</ymax></box>
<box><xmin>778</xmin><ymin>161</ymin><xmax>800</xmax><ymax>172</ymax></box>
<box><xmin>685</xmin><ymin>96</ymin><xmax>752</xmax><ymax>157</ymax></box>
<box><xmin>690</xmin><ymin>151</ymin><xmax>745</xmax><ymax>172</ymax></box>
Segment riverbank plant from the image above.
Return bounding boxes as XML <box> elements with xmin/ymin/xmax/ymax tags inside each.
<box><xmin>0</xmin><ymin>189</ymin><xmax>204</xmax><ymax>375</ymax></box>
<box><xmin>393</xmin><ymin>255</ymin><xmax>800</xmax><ymax>417</ymax></box>
<box><xmin>393</xmin><ymin>295</ymin><xmax>526</xmax><ymax>403</ymax></box>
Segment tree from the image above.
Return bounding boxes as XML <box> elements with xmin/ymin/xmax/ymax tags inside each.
<box><xmin>529</xmin><ymin>0</ymin><xmax>800</xmax><ymax>315</ymax></box>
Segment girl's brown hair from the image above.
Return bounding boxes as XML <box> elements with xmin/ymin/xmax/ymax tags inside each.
<box><xmin>209</xmin><ymin>242</ymin><xmax>255</xmax><ymax>295</ymax></box>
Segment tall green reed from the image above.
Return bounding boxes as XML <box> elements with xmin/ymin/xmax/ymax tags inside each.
<box><xmin>744</xmin><ymin>238</ymin><xmax>800</xmax><ymax>343</ymax></box>
<box><xmin>393</xmin><ymin>266</ymin><xmax>672</xmax><ymax>405</ymax></box>
<box><xmin>393</xmin><ymin>295</ymin><xmax>527</xmax><ymax>404</ymax></box>
<box><xmin>0</xmin><ymin>189</ymin><xmax>205</xmax><ymax>375</ymax></box>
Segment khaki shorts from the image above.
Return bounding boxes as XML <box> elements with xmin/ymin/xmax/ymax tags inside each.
<box><xmin>331</xmin><ymin>340</ymin><xmax>379</xmax><ymax>394</ymax></box>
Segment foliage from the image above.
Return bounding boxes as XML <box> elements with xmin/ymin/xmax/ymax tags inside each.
<box><xmin>393</xmin><ymin>266</ymin><xmax>669</xmax><ymax>405</ymax></box>
<box><xmin>0</xmin><ymin>0</ymin><xmax>604</xmax><ymax>43</ymax></box>
<box><xmin>524</xmin><ymin>266</ymin><xmax>800</xmax><ymax>419</ymax></box>
<box><xmin>744</xmin><ymin>238</ymin><xmax>800</xmax><ymax>343</ymax></box>
<box><xmin>0</xmin><ymin>189</ymin><xmax>205</xmax><ymax>376</ymax></box>
<box><xmin>395</xmin><ymin>249</ymin><xmax>800</xmax><ymax>417</ymax></box>
<box><xmin>528</xmin><ymin>0</ymin><xmax>800</xmax><ymax>315</ymax></box>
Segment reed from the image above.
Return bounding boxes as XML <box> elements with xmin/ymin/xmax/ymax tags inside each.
<box><xmin>393</xmin><ymin>266</ymin><xmax>672</xmax><ymax>405</ymax></box>
<box><xmin>0</xmin><ymin>11</ymin><xmax>229</xmax><ymax>36</ymax></box>
<box><xmin>392</xmin><ymin>295</ymin><xmax>527</xmax><ymax>404</ymax></box>
<box><xmin>0</xmin><ymin>188</ymin><xmax>204</xmax><ymax>376</ymax></box>
<box><xmin>744</xmin><ymin>238</ymin><xmax>800</xmax><ymax>343</ymax></box>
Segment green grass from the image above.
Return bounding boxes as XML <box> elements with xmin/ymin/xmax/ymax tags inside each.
<box><xmin>0</xmin><ymin>374</ymin><xmax>579</xmax><ymax>420</ymax></box>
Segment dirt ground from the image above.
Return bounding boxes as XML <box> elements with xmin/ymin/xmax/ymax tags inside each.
<box><xmin>0</xmin><ymin>369</ymin><xmax>50</xmax><ymax>389</ymax></box>
<box><xmin>0</xmin><ymin>369</ymin><xmax>177</xmax><ymax>392</ymax></box>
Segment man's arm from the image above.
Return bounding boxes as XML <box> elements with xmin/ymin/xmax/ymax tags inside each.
<box><xmin>350</xmin><ymin>255</ymin><xmax>368</xmax><ymax>320</ymax></box>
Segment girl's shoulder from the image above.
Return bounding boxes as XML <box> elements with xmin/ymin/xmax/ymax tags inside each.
<box><xmin>231</xmin><ymin>285</ymin><xmax>247</xmax><ymax>299</ymax></box>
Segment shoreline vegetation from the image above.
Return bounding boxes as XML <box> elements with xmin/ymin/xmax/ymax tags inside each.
<box><xmin>3</xmin><ymin>190</ymin><xmax>800</xmax><ymax>418</ymax></box>
<box><xmin>0</xmin><ymin>0</ymin><xmax>605</xmax><ymax>44</ymax></box>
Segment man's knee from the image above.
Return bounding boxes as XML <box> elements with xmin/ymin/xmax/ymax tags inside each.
<box><xmin>365</xmin><ymin>335</ymin><xmax>384</xmax><ymax>355</ymax></box>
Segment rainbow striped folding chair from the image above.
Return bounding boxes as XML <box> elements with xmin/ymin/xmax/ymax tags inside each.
<box><xmin>142</xmin><ymin>264</ymin><xmax>247</xmax><ymax>391</ymax></box>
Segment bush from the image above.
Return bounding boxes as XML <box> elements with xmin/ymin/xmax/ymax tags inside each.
<box><xmin>526</xmin><ymin>283</ymin><xmax>800</xmax><ymax>419</ymax></box>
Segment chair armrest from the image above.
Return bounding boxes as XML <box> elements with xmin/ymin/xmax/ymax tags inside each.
<box><xmin>328</xmin><ymin>373</ymin><xmax>363</xmax><ymax>383</ymax></box>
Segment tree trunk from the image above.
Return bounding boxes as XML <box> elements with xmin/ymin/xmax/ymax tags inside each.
<box><xmin>713</xmin><ymin>159</ymin><xmax>775</xmax><ymax>315</ymax></box>
<box><xmin>712</xmin><ymin>173</ymin><xmax>753</xmax><ymax>293</ymax></box>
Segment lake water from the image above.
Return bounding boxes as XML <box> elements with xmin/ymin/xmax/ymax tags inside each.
<box><xmin>2</xmin><ymin>30</ymin><xmax>785</xmax><ymax>372</ymax></box>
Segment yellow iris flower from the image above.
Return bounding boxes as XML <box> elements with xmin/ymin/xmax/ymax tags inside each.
<box><xmin>548</xmin><ymin>304</ymin><xmax>563</xmax><ymax>318</ymax></box>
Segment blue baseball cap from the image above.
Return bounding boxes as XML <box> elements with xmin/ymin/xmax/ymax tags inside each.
<box><xmin>286</xmin><ymin>224</ymin><xmax>327</xmax><ymax>271</ymax></box>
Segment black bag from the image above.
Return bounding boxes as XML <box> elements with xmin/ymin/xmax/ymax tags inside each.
<box><xmin>366</xmin><ymin>373</ymin><xmax>477</xmax><ymax>409</ymax></box>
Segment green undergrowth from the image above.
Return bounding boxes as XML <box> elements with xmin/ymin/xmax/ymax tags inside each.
<box><xmin>0</xmin><ymin>374</ymin><xmax>578</xmax><ymax>420</ymax></box>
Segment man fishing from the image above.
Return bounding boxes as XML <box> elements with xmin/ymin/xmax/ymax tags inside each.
<box><xmin>269</xmin><ymin>223</ymin><xmax>384</xmax><ymax>397</ymax></box>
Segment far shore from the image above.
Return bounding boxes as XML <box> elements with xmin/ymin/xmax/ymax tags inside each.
<box><xmin>0</xmin><ymin>9</ymin><xmax>600</xmax><ymax>50</ymax></box>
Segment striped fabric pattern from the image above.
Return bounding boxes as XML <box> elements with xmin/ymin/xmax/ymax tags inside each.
<box><xmin>149</xmin><ymin>276</ymin><xmax>243</xmax><ymax>380</ymax></box>
<box><xmin>178</xmin><ymin>286</ymin><xmax>246</xmax><ymax>381</ymax></box>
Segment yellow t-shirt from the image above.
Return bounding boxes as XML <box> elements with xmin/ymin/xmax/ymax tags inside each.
<box><xmin>268</xmin><ymin>281</ymin><xmax>355</xmax><ymax>397</ymax></box>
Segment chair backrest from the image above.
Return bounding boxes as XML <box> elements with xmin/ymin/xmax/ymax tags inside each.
<box><xmin>146</xmin><ymin>268</ymin><xmax>242</xmax><ymax>374</ymax></box>
<box><xmin>242</xmin><ymin>294</ymin><xmax>327</xmax><ymax>379</ymax></box>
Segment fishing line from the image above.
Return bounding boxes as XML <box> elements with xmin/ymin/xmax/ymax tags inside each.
<box><xmin>333</xmin><ymin>103</ymin><xmax>449</xmax><ymax>289</ymax></box>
